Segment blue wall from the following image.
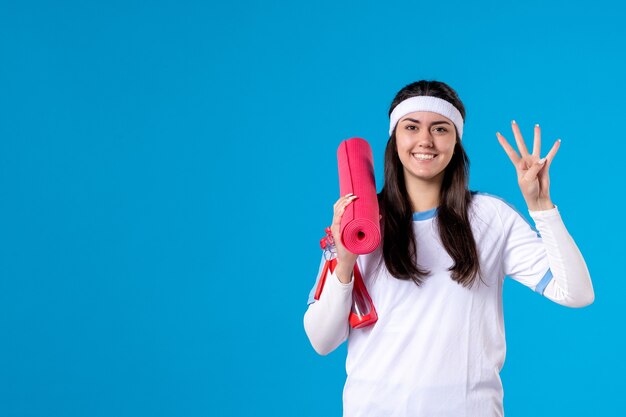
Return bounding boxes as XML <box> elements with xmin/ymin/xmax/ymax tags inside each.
<box><xmin>1</xmin><ymin>0</ymin><xmax>623</xmax><ymax>415</ymax></box>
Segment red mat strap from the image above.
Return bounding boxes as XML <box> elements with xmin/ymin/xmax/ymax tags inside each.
<box><xmin>313</xmin><ymin>258</ymin><xmax>377</xmax><ymax>328</ymax></box>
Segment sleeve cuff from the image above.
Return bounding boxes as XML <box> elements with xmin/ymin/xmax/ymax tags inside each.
<box><xmin>528</xmin><ymin>204</ymin><xmax>560</xmax><ymax>220</ymax></box>
<box><xmin>329</xmin><ymin>268</ymin><xmax>355</xmax><ymax>289</ymax></box>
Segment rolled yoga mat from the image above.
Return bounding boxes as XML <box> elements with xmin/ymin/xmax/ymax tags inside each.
<box><xmin>337</xmin><ymin>137</ymin><xmax>381</xmax><ymax>255</ymax></box>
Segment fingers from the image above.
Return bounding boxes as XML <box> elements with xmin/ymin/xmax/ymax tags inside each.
<box><xmin>332</xmin><ymin>194</ymin><xmax>358</xmax><ymax>227</ymax></box>
<box><xmin>496</xmin><ymin>131</ymin><xmax>521</xmax><ymax>167</ymax></box>
<box><xmin>333</xmin><ymin>193</ymin><xmax>353</xmax><ymax>210</ymax></box>
<box><xmin>511</xmin><ymin>120</ymin><xmax>530</xmax><ymax>158</ymax></box>
<box><xmin>331</xmin><ymin>194</ymin><xmax>358</xmax><ymax>254</ymax></box>
<box><xmin>340</xmin><ymin>194</ymin><xmax>358</xmax><ymax>213</ymax></box>
<box><xmin>537</xmin><ymin>139</ymin><xmax>561</xmax><ymax>184</ymax></box>
<box><xmin>544</xmin><ymin>138</ymin><xmax>561</xmax><ymax>168</ymax></box>
<box><xmin>532</xmin><ymin>124</ymin><xmax>541</xmax><ymax>157</ymax></box>
<box><xmin>498</xmin><ymin>122</ymin><xmax>561</xmax><ymax>192</ymax></box>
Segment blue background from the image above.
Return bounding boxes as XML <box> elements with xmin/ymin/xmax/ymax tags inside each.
<box><xmin>1</xmin><ymin>0</ymin><xmax>623</xmax><ymax>416</ymax></box>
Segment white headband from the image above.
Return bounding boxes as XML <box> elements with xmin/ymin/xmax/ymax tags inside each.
<box><xmin>389</xmin><ymin>96</ymin><xmax>464</xmax><ymax>140</ymax></box>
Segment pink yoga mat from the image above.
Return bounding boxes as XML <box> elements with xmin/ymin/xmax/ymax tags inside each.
<box><xmin>337</xmin><ymin>138</ymin><xmax>381</xmax><ymax>255</ymax></box>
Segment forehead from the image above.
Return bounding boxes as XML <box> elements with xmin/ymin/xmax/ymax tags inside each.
<box><xmin>399</xmin><ymin>111</ymin><xmax>453</xmax><ymax>124</ymax></box>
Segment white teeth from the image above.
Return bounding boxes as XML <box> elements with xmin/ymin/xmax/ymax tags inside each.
<box><xmin>412</xmin><ymin>153</ymin><xmax>435</xmax><ymax>160</ymax></box>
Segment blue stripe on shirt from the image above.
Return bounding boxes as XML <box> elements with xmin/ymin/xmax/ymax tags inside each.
<box><xmin>535</xmin><ymin>269</ymin><xmax>554</xmax><ymax>295</ymax></box>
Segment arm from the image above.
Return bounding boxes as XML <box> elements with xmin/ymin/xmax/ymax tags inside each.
<box><xmin>303</xmin><ymin>266</ymin><xmax>354</xmax><ymax>355</ymax></box>
<box><xmin>496</xmin><ymin>121</ymin><xmax>594</xmax><ymax>307</ymax></box>
<box><xmin>304</xmin><ymin>193</ymin><xmax>359</xmax><ymax>355</ymax></box>
<box><xmin>529</xmin><ymin>206</ymin><xmax>594</xmax><ymax>307</ymax></box>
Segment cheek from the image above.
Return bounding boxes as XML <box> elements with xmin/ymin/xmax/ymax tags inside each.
<box><xmin>395</xmin><ymin>138</ymin><xmax>411</xmax><ymax>155</ymax></box>
<box><xmin>441</xmin><ymin>138</ymin><xmax>457</xmax><ymax>153</ymax></box>
<box><xmin>439</xmin><ymin>143</ymin><xmax>457</xmax><ymax>163</ymax></box>
<box><xmin>395</xmin><ymin>134</ymin><xmax>409</xmax><ymax>147</ymax></box>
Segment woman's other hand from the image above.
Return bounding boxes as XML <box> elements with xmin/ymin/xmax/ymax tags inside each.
<box><xmin>331</xmin><ymin>194</ymin><xmax>359</xmax><ymax>283</ymax></box>
<box><xmin>496</xmin><ymin>121</ymin><xmax>560</xmax><ymax>211</ymax></box>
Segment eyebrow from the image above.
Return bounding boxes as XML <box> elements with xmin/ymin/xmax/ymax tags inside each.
<box><xmin>400</xmin><ymin>118</ymin><xmax>451</xmax><ymax>126</ymax></box>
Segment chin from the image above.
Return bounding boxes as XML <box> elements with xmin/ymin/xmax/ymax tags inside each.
<box><xmin>407</xmin><ymin>171</ymin><xmax>445</xmax><ymax>182</ymax></box>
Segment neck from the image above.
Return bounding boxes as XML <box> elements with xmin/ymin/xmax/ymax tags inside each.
<box><xmin>405</xmin><ymin>174</ymin><xmax>444</xmax><ymax>213</ymax></box>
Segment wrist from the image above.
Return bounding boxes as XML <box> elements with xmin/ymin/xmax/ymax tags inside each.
<box><xmin>335</xmin><ymin>264</ymin><xmax>354</xmax><ymax>284</ymax></box>
<box><xmin>526</xmin><ymin>198</ymin><xmax>555</xmax><ymax>211</ymax></box>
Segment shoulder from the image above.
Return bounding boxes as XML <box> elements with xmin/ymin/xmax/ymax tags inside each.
<box><xmin>469</xmin><ymin>190</ymin><xmax>538</xmax><ymax>233</ymax></box>
<box><xmin>469</xmin><ymin>190</ymin><xmax>525</xmax><ymax>219</ymax></box>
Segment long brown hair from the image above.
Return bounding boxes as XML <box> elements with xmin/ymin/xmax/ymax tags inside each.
<box><xmin>377</xmin><ymin>80</ymin><xmax>483</xmax><ymax>289</ymax></box>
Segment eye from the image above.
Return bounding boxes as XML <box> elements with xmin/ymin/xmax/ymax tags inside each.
<box><xmin>433</xmin><ymin>127</ymin><xmax>448</xmax><ymax>133</ymax></box>
<box><xmin>405</xmin><ymin>125</ymin><xmax>417</xmax><ymax>130</ymax></box>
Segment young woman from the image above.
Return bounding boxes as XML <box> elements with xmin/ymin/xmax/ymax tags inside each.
<box><xmin>303</xmin><ymin>80</ymin><xmax>594</xmax><ymax>417</ymax></box>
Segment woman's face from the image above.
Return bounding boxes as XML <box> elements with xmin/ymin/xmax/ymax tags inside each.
<box><xmin>395</xmin><ymin>111</ymin><xmax>457</xmax><ymax>185</ymax></box>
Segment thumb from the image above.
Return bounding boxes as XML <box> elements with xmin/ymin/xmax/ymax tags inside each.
<box><xmin>522</xmin><ymin>158</ymin><xmax>546</xmax><ymax>182</ymax></box>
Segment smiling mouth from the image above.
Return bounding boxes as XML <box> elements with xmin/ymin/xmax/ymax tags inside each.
<box><xmin>412</xmin><ymin>153</ymin><xmax>437</xmax><ymax>161</ymax></box>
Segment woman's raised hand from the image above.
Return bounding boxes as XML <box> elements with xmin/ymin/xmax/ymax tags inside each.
<box><xmin>496</xmin><ymin>121</ymin><xmax>560</xmax><ymax>211</ymax></box>
<box><xmin>331</xmin><ymin>193</ymin><xmax>359</xmax><ymax>283</ymax></box>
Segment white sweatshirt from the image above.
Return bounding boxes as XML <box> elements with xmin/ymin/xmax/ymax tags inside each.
<box><xmin>303</xmin><ymin>193</ymin><xmax>594</xmax><ymax>417</ymax></box>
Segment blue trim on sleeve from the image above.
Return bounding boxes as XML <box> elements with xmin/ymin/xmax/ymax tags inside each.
<box><xmin>471</xmin><ymin>191</ymin><xmax>541</xmax><ymax>238</ymax></box>
<box><xmin>412</xmin><ymin>207</ymin><xmax>438</xmax><ymax>221</ymax></box>
<box><xmin>534</xmin><ymin>269</ymin><xmax>554</xmax><ymax>295</ymax></box>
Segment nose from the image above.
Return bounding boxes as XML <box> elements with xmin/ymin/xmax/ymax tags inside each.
<box><xmin>417</xmin><ymin>130</ymin><xmax>434</xmax><ymax>147</ymax></box>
